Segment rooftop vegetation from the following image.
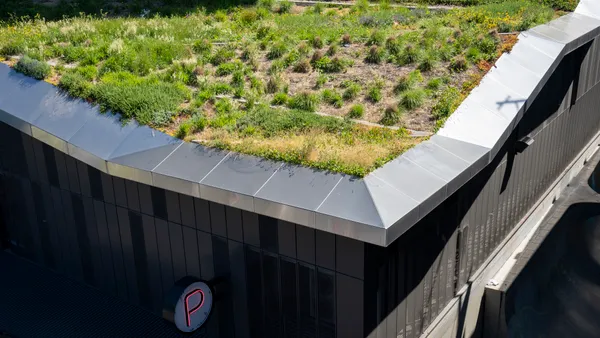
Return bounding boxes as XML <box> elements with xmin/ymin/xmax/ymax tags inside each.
<box><xmin>0</xmin><ymin>0</ymin><xmax>570</xmax><ymax>176</ymax></box>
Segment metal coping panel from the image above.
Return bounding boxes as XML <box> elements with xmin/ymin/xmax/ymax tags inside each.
<box><xmin>0</xmin><ymin>4</ymin><xmax>599</xmax><ymax>246</ymax></box>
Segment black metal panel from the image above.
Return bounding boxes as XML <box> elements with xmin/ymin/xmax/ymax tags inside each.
<box><xmin>296</xmin><ymin>224</ymin><xmax>315</xmax><ymax>265</ymax></box>
<box><xmin>31</xmin><ymin>139</ymin><xmax>48</xmax><ymax>183</ymax></box>
<box><xmin>278</xmin><ymin>220</ymin><xmax>296</xmax><ymax>259</ymax></box>
<box><xmin>245</xmin><ymin>246</ymin><xmax>264</xmax><ymax>338</ymax></box>
<box><xmin>182</xmin><ymin>226</ymin><xmax>201</xmax><ymax>278</ymax></box>
<box><xmin>209</xmin><ymin>202</ymin><xmax>227</xmax><ymax>237</ymax></box>
<box><xmin>263</xmin><ymin>253</ymin><xmax>282</xmax><ymax>337</ymax></box>
<box><xmin>168</xmin><ymin>222</ymin><xmax>187</xmax><ymax>282</ymax></box>
<box><xmin>138</xmin><ymin>183</ymin><xmax>153</xmax><ymax>216</ymax></box>
<box><xmin>105</xmin><ymin>203</ymin><xmax>128</xmax><ymax>300</ymax></box>
<box><xmin>165</xmin><ymin>190</ymin><xmax>181</xmax><ymax>224</ymax></box>
<box><xmin>100</xmin><ymin>171</ymin><xmax>115</xmax><ymax>204</ymax></box>
<box><xmin>117</xmin><ymin>206</ymin><xmax>139</xmax><ymax>305</ymax></box>
<box><xmin>61</xmin><ymin>190</ymin><xmax>83</xmax><ymax>281</ymax></box>
<box><xmin>179</xmin><ymin>194</ymin><xmax>195</xmax><ymax>229</ymax></box>
<box><xmin>212</xmin><ymin>235</ymin><xmax>233</xmax><ymax>338</ymax></box>
<box><xmin>82</xmin><ymin>196</ymin><xmax>103</xmax><ymax>289</ymax></box>
<box><xmin>151</xmin><ymin>186</ymin><xmax>167</xmax><ymax>220</ymax></box>
<box><xmin>21</xmin><ymin>179</ymin><xmax>41</xmax><ymax>263</ymax></box>
<box><xmin>43</xmin><ymin>144</ymin><xmax>59</xmax><ymax>187</ymax></box>
<box><xmin>155</xmin><ymin>218</ymin><xmax>174</xmax><ymax>295</ymax></box>
<box><xmin>259</xmin><ymin>215</ymin><xmax>278</xmax><ymax>253</ymax></box>
<box><xmin>316</xmin><ymin>230</ymin><xmax>335</xmax><ymax>271</ymax></box>
<box><xmin>40</xmin><ymin>182</ymin><xmax>60</xmax><ymax>269</ymax></box>
<box><xmin>31</xmin><ymin>182</ymin><xmax>52</xmax><ymax>267</ymax></box>
<box><xmin>21</xmin><ymin>134</ymin><xmax>38</xmax><ymax>181</ymax></box>
<box><xmin>229</xmin><ymin>240</ymin><xmax>250</xmax><ymax>338</ymax></box>
<box><xmin>129</xmin><ymin>210</ymin><xmax>151</xmax><ymax>309</ymax></box>
<box><xmin>281</xmin><ymin>257</ymin><xmax>298</xmax><ymax>338</ymax></box>
<box><xmin>225</xmin><ymin>206</ymin><xmax>243</xmax><ymax>242</ymax></box>
<box><xmin>54</xmin><ymin>149</ymin><xmax>70</xmax><ymax>190</ymax></box>
<box><xmin>141</xmin><ymin>214</ymin><xmax>163</xmax><ymax>314</ymax></box>
<box><xmin>71</xmin><ymin>194</ymin><xmax>93</xmax><ymax>286</ymax></box>
<box><xmin>197</xmin><ymin>230</ymin><xmax>214</xmax><ymax>280</ymax></box>
<box><xmin>194</xmin><ymin>198</ymin><xmax>211</xmax><ymax>233</ymax></box>
<box><xmin>299</xmin><ymin>263</ymin><xmax>317</xmax><ymax>337</ymax></box>
<box><xmin>242</xmin><ymin>210</ymin><xmax>260</xmax><ymax>248</ymax></box>
<box><xmin>64</xmin><ymin>155</ymin><xmax>80</xmax><ymax>194</ymax></box>
<box><xmin>93</xmin><ymin>199</ymin><xmax>117</xmax><ymax>295</ymax></box>
<box><xmin>113</xmin><ymin>177</ymin><xmax>128</xmax><ymax>209</ymax></box>
<box><xmin>317</xmin><ymin>268</ymin><xmax>336</xmax><ymax>338</ymax></box>
<box><xmin>337</xmin><ymin>273</ymin><xmax>363</xmax><ymax>338</ymax></box>
<box><xmin>77</xmin><ymin>162</ymin><xmax>91</xmax><ymax>198</ymax></box>
<box><xmin>88</xmin><ymin>166</ymin><xmax>104</xmax><ymax>201</ymax></box>
<box><xmin>336</xmin><ymin>236</ymin><xmax>364</xmax><ymax>280</ymax></box>
<box><xmin>125</xmin><ymin>180</ymin><xmax>140</xmax><ymax>212</ymax></box>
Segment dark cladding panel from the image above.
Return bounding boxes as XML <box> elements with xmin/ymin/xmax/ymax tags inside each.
<box><xmin>197</xmin><ymin>230</ymin><xmax>214</xmax><ymax>281</ymax></box>
<box><xmin>31</xmin><ymin>139</ymin><xmax>48</xmax><ymax>183</ymax></box>
<box><xmin>138</xmin><ymin>183</ymin><xmax>153</xmax><ymax>216</ymax></box>
<box><xmin>318</xmin><ymin>268</ymin><xmax>336</xmax><ymax>338</ymax></box>
<box><xmin>125</xmin><ymin>180</ymin><xmax>140</xmax><ymax>212</ymax></box>
<box><xmin>165</xmin><ymin>190</ymin><xmax>181</xmax><ymax>224</ymax></box>
<box><xmin>226</xmin><ymin>206</ymin><xmax>243</xmax><ymax>242</ymax></box>
<box><xmin>105</xmin><ymin>203</ymin><xmax>129</xmax><ymax>300</ymax></box>
<box><xmin>194</xmin><ymin>198</ymin><xmax>211</xmax><ymax>233</ymax></box>
<box><xmin>210</xmin><ymin>202</ymin><xmax>227</xmax><ymax>238</ymax></box>
<box><xmin>278</xmin><ymin>220</ymin><xmax>296</xmax><ymax>259</ymax></box>
<box><xmin>82</xmin><ymin>196</ymin><xmax>103</xmax><ymax>288</ymax></box>
<box><xmin>337</xmin><ymin>273</ymin><xmax>363</xmax><ymax>338</ymax></box>
<box><xmin>40</xmin><ymin>183</ymin><xmax>60</xmax><ymax>269</ymax></box>
<box><xmin>296</xmin><ymin>225</ymin><xmax>315</xmax><ymax>264</ymax></box>
<box><xmin>259</xmin><ymin>215</ymin><xmax>278</xmax><ymax>253</ymax></box>
<box><xmin>213</xmin><ymin>235</ymin><xmax>234</xmax><ymax>338</ymax></box>
<box><xmin>242</xmin><ymin>211</ymin><xmax>260</xmax><ymax>248</ymax></box>
<box><xmin>21</xmin><ymin>180</ymin><xmax>41</xmax><ymax>263</ymax></box>
<box><xmin>61</xmin><ymin>190</ymin><xmax>83</xmax><ymax>281</ymax></box>
<box><xmin>151</xmin><ymin>187</ymin><xmax>167</xmax><ymax>220</ymax></box>
<box><xmin>64</xmin><ymin>155</ymin><xmax>80</xmax><ymax>194</ymax></box>
<box><xmin>141</xmin><ymin>214</ymin><xmax>164</xmax><ymax>314</ymax></box>
<box><xmin>299</xmin><ymin>264</ymin><xmax>318</xmax><ymax>337</ymax></box>
<box><xmin>316</xmin><ymin>230</ymin><xmax>335</xmax><ymax>271</ymax></box>
<box><xmin>182</xmin><ymin>226</ymin><xmax>201</xmax><ymax>278</ymax></box>
<box><xmin>246</xmin><ymin>246</ymin><xmax>265</xmax><ymax>338</ymax></box>
<box><xmin>167</xmin><ymin>222</ymin><xmax>186</xmax><ymax>282</ymax></box>
<box><xmin>155</xmin><ymin>218</ymin><xmax>174</xmax><ymax>295</ymax></box>
<box><xmin>229</xmin><ymin>240</ymin><xmax>250</xmax><ymax>338</ymax></box>
<box><xmin>77</xmin><ymin>162</ymin><xmax>91</xmax><ymax>198</ymax></box>
<box><xmin>129</xmin><ymin>210</ymin><xmax>151</xmax><ymax>310</ymax></box>
<box><xmin>21</xmin><ymin>134</ymin><xmax>38</xmax><ymax>181</ymax></box>
<box><xmin>43</xmin><ymin>144</ymin><xmax>59</xmax><ymax>187</ymax></box>
<box><xmin>100</xmin><ymin>171</ymin><xmax>115</xmax><ymax>204</ymax></box>
<box><xmin>93</xmin><ymin>200</ymin><xmax>117</xmax><ymax>295</ymax></box>
<box><xmin>113</xmin><ymin>177</ymin><xmax>128</xmax><ymax>209</ymax></box>
<box><xmin>281</xmin><ymin>258</ymin><xmax>298</xmax><ymax>338</ymax></box>
<box><xmin>263</xmin><ymin>253</ymin><xmax>282</xmax><ymax>337</ymax></box>
<box><xmin>336</xmin><ymin>236</ymin><xmax>364</xmax><ymax>280</ymax></box>
<box><xmin>54</xmin><ymin>149</ymin><xmax>70</xmax><ymax>190</ymax></box>
<box><xmin>88</xmin><ymin>166</ymin><xmax>104</xmax><ymax>201</ymax></box>
<box><xmin>179</xmin><ymin>194</ymin><xmax>196</xmax><ymax>229</ymax></box>
<box><xmin>117</xmin><ymin>207</ymin><xmax>139</xmax><ymax>305</ymax></box>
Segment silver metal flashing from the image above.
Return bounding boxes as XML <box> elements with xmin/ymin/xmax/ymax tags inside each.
<box><xmin>0</xmin><ymin>7</ymin><xmax>599</xmax><ymax>246</ymax></box>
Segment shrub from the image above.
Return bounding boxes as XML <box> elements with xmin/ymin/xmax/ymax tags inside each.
<box><xmin>401</xmin><ymin>89</ymin><xmax>425</xmax><ymax>110</ymax></box>
<box><xmin>313</xmin><ymin>3</ymin><xmax>325</xmax><ymax>14</ymax></box>
<box><xmin>267</xmin><ymin>41</ymin><xmax>288</xmax><ymax>60</ymax></box>
<box><xmin>365</xmin><ymin>46</ymin><xmax>384</xmax><ymax>64</ymax></box>
<box><xmin>427</xmin><ymin>78</ymin><xmax>442</xmax><ymax>91</ymax></box>
<box><xmin>241</xmin><ymin>44</ymin><xmax>257</xmax><ymax>61</ymax></box>
<box><xmin>293</xmin><ymin>58</ymin><xmax>311</xmax><ymax>73</ymax></box>
<box><xmin>257</xmin><ymin>0</ymin><xmax>275</xmax><ymax>10</ymax></box>
<box><xmin>210</xmin><ymin>48</ymin><xmax>235</xmax><ymax>66</ymax></box>
<box><xmin>353</xmin><ymin>0</ymin><xmax>370</xmax><ymax>12</ymax></box>
<box><xmin>268</xmin><ymin>60</ymin><xmax>285</xmax><ymax>74</ymax></box>
<box><xmin>342</xmin><ymin>34</ymin><xmax>352</xmax><ymax>46</ymax></box>
<box><xmin>231</xmin><ymin>70</ymin><xmax>245</xmax><ymax>88</ymax></box>
<box><xmin>367</xmin><ymin>84</ymin><xmax>383</xmax><ymax>103</ymax></box>
<box><xmin>250</xmin><ymin>76</ymin><xmax>265</xmax><ymax>94</ymax></box>
<box><xmin>59</xmin><ymin>72</ymin><xmax>94</xmax><ymax>98</ymax></box>
<box><xmin>322</xmin><ymin>89</ymin><xmax>343</xmax><ymax>108</ymax></box>
<box><xmin>239</xmin><ymin>9</ymin><xmax>259</xmax><ymax>25</ymax></box>
<box><xmin>367</xmin><ymin>30</ymin><xmax>386</xmax><ymax>46</ymax></box>
<box><xmin>190</xmin><ymin>114</ymin><xmax>207</xmax><ymax>133</ymax></box>
<box><xmin>398</xmin><ymin>44</ymin><xmax>420</xmax><ymax>65</ymax></box>
<box><xmin>347</xmin><ymin>104</ymin><xmax>365</xmax><ymax>119</ymax></box>
<box><xmin>449</xmin><ymin>55</ymin><xmax>468</xmax><ymax>72</ymax></box>
<box><xmin>466</xmin><ymin>47</ymin><xmax>482</xmax><ymax>63</ymax></box>
<box><xmin>14</xmin><ymin>56</ymin><xmax>51</xmax><ymax>80</ymax></box>
<box><xmin>266</xmin><ymin>75</ymin><xmax>284</xmax><ymax>93</ymax></box>
<box><xmin>315</xmin><ymin>74</ymin><xmax>328</xmax><ymax>89</ymax></box>
<box><xmin>394</xmin><ymin>75</ymin><xmax>413</xmax><ymax>94</ymax></box>
<box><xmin>385</xmin><ymin>36</ymin><xmax>401</xmax><ymax>55</ymax></box>
<box><xmin>215</xmin><ymin>62</ymin><xmax>239</xmax><ymax>76</ymax></box>
<box><xmin>327</xmin><ymin>44</ymin><xmax>339</xmax><ymax>56</ymax></box>
<box><xmin>211</xmin><ymin>82</ymin><xmax>234</xmax><ymax>95</ymax></box>
<box><xmin>380</xmin><ymin>105</ymin><xmax>401</xmax><ymax>126</ymax></box>
<box><xmin>283</xmin><ymin>50</ymin><xmax>300</xmax><ymax>67</ymax></box>
<box><xmin>311</xmin><ymin>50</ymin><xmax>324</xmax><ymax>65</ymax></box>
<box><xmin>288</xmin><ymin>92</ymin><xmax>320</xmax><ymax>112</ymax></box>
<box><xmin>298</xmin><ymin>42</ymin><xmax>310</xmax><ymax>55</ymax></box>
<box><xmin>311</xmin><ymin>36</ymin><xmax>324</xmax><ymax>49</ymax></box>
<box><xmin>278</xmin><ymin>1</ymin><xmax>293</xmax><ymax>13</ymax></box>
<box><xmin>271</xmin><ymin>92</ymin><xmax>289</xmax><ymax>105</ymax></box>
<box><xmin>418</xmin><ymin>53</ymin><xmax>436</xmax><ymax>72</ymax></box>
<box><xmin>432</xmin><ymin>87</ymin><xmax>461</xmax><ymax>119</ymax></box>
<box><xmin>257</xmin><ymin>22</ymin><xmax>276</xmax><ymax>39</ymax></box>
<box><xmin>176</xmin><ymin>122</ymin><xmax>192</xmax><ymax>139</ymax></box>
<box><xmin>94</xmin><ymin>72</ymin><xmax>189</xmax><ymax>126</ymax></box>
<box><xmin>342</xmin><ymin>81</ymin><xmax>361</xmax><ymax>101</ymax></box>
<box><xmin>214</xmin><ymin>10</ymin><xmax>228</xmax><ymax>22</ymax></box>
<box><xmin>315</xmin><ymin>56</ymin><xmax>349</xmax><ymax>73</ymax></box>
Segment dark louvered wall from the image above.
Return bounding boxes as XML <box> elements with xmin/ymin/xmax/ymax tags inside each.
<box><xmin>0</xmin><ymin>125</ymin><xmax>366</xmax><ymax>338</ymax></box>
<box><xmin>1</xmin><ymin>38</ymin><xmax>600</xmax><ymax>338</ymax></box>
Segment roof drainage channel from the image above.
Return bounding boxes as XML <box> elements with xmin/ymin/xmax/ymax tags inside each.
<box><xmin>0</xmin><ymin>7</ymin><xmax>599</xmax><ymax>247</ymax></box>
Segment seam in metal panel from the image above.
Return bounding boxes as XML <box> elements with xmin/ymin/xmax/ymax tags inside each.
<box><xmin>149</xmin><ymin>142</ymin><xmax>183</xmax><ymax>171</ymax></box>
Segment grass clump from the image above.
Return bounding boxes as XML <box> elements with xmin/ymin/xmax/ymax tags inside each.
<box><xmin>176</xmin><ymin>122</ymin><xmax>192</xmax><ymax>139</ymax></box>
<box><xmin>14</xmin><ymin>56</ymin><xmax>50</xmax><ymax>80</ymax></box>
<box><xmin>365</xmin><ymin>46</ymin><xmax>385</xmax><ymax>64</ymax></box>
<box><xmin>315</xmin><ymin>74</ymin><xmax>329</xmax><ymax>89</ymax></box>
<box><xmin>347</xmin><ymin>104</ymin><xmax>365</xmax><ymax>119</ymax></box>
<box><xmin>401</xmin><ymin>89</ymin><xmax>425</xmax><ymax>110</ymax></box>
<box><xmin>277</xmin><ymin>1</ymin><xmax>293</xmax><ymax>14</ymax></box>
<box><xmin>342</xmin><ymin>81</ymin><xmax>362</xmax><ymax>101</ymax></box>
<box><xmin>288</xmin><ymin>92</ymin><xmax>320</xmax><ymax>112</ymax></box>
<box><xmin>271</xmin><ymin>92</ymin><xmax>289</xmax><ymax>105</ymax></box>
<box><xmin>367</xmin><ymin>81</ymin><xmax>384</xmax><ymax>103</ymax></box>
<box><xmin>215</xmin><ymin>62</ymin><xmax>241</xmax><ymax>77</ymax></box>
<box><xmin>322</xmin><ymin>89</ymin><xmax>343</xmax><ymax>108</ymax></box>
<box><xmin>267</xmin><ymin>41</ymin><xmax>288</xmax><ymax>60</ymax></box>
<box><xmin>293</xmin><ymin>58</ymin><xmax>311</xmax><ymax>73</ymax></box>
<box><xmin>449</xmin><ymin>55</ymin><xmax>468</xmax><ymax>72</ymax></box>
<box><xmin>94</xmin><ymin>72</ymin><xmax>189</xmax><ymax>126</ymax></box>
<box><xmin>367</xmin><ymin>30</ymin><xmax>386</xmax><ymax>46</ymax></box>
<box><xmin>432</xmin><ymin>87</ymin><xmax>461</xmax><ymax>120</ymax></box>
<box><xmin>380</xmin><ymin>105</ymin><xmax>401</xmax><ymax>126</ymax></box>
<box><xmin>311</xmin><ymin>36</ymin><xmax>324</xmax><ymax>49</ymax></box>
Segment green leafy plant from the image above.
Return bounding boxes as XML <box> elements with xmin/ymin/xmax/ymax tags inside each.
<box><xmin>401</xmin><ymin>88</ymin><xmax>425</xmax><ymax>110</ymax></box>
<box><xmin>367</xmin><ymin>30</ymin><xmax>386</xmax><ymax>46</ymax></box>
<box><xmin>315</xmin><ymin>73</ymin><xmax>328</xmax><ymax>89</ymax></box>
<box><xmin>322</xmin><ymin>89</ymin><xmax>343</xmax><ymax>108</ymax></box>
<box><xmin>176</xmin><ymin>122</ymin><xmax>192</xmax><ymax>139</ymax></box>
<box><xmin>380</xmin><ymin>105</ymin><xmax>401</xmax><ymax>126</ymax></box>
<box><xmin>288</xmin><ymin>92</ymin><xmax>320</xmax><ymax>112</ymax></box>
<box><xmin>449</xmin><ymin>55</ymin><xmax>468</xmax><ymax>72</ymax></box>
<box><xmin>432</xmin><ymin>87</ymin><xmax>461</xmax><ymax>119</ymax></box>
<box><xmin>311</xmin><ymin>36</ymin><xmax>324</xmax><ymax>49</ymax></box>
<box><xmin>271</xmin><ymin>92</ymin><xmax>289</xmax><ymax>105</ymax></box>
<box><xmin>347</xmin><ymin>104</ymin><xmax>365</xmax><ymax>119</ymax></box>
<box><xmin>266</xmin><ymin>74</ymin><xmax>285</xmax><ymax>93</ymax></box>
<box><xmin>365</xmin><ymin>46</ymin><xmax>384</xmax><ymax>64</ymax></box>
<box><xmin>14</xmin><ymin>56</ymin><xmax>51</xmax><ymax>80</ymax></box>
<box><xmin>367</xmin><ymin>83</ymin><xmax>383</xmax><ymax>103</ymax></box>
<box><xmin>278</xmin><ymin>1</ymin><xmax>293</xmax><ymax>13</ymax></box>
<box><xmin>342</xmin><ymin>81</ymin><xmax>362</xmax><ymax>101</ymax></box>
<box><xmin>267</xmin><ymin>41</ymin><xmax>288</xmax><ymax>60</ymax></box>
<box><xmin>293</xmin><ymin>58</ymin><xmax>311</xmax><ymax>73</ymax></box>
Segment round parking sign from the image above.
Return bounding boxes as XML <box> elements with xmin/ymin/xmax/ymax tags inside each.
<box><xmin>163</xmin><ymin>276</ymin><xmax>214</xmax><ymax>333</ymax></box>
